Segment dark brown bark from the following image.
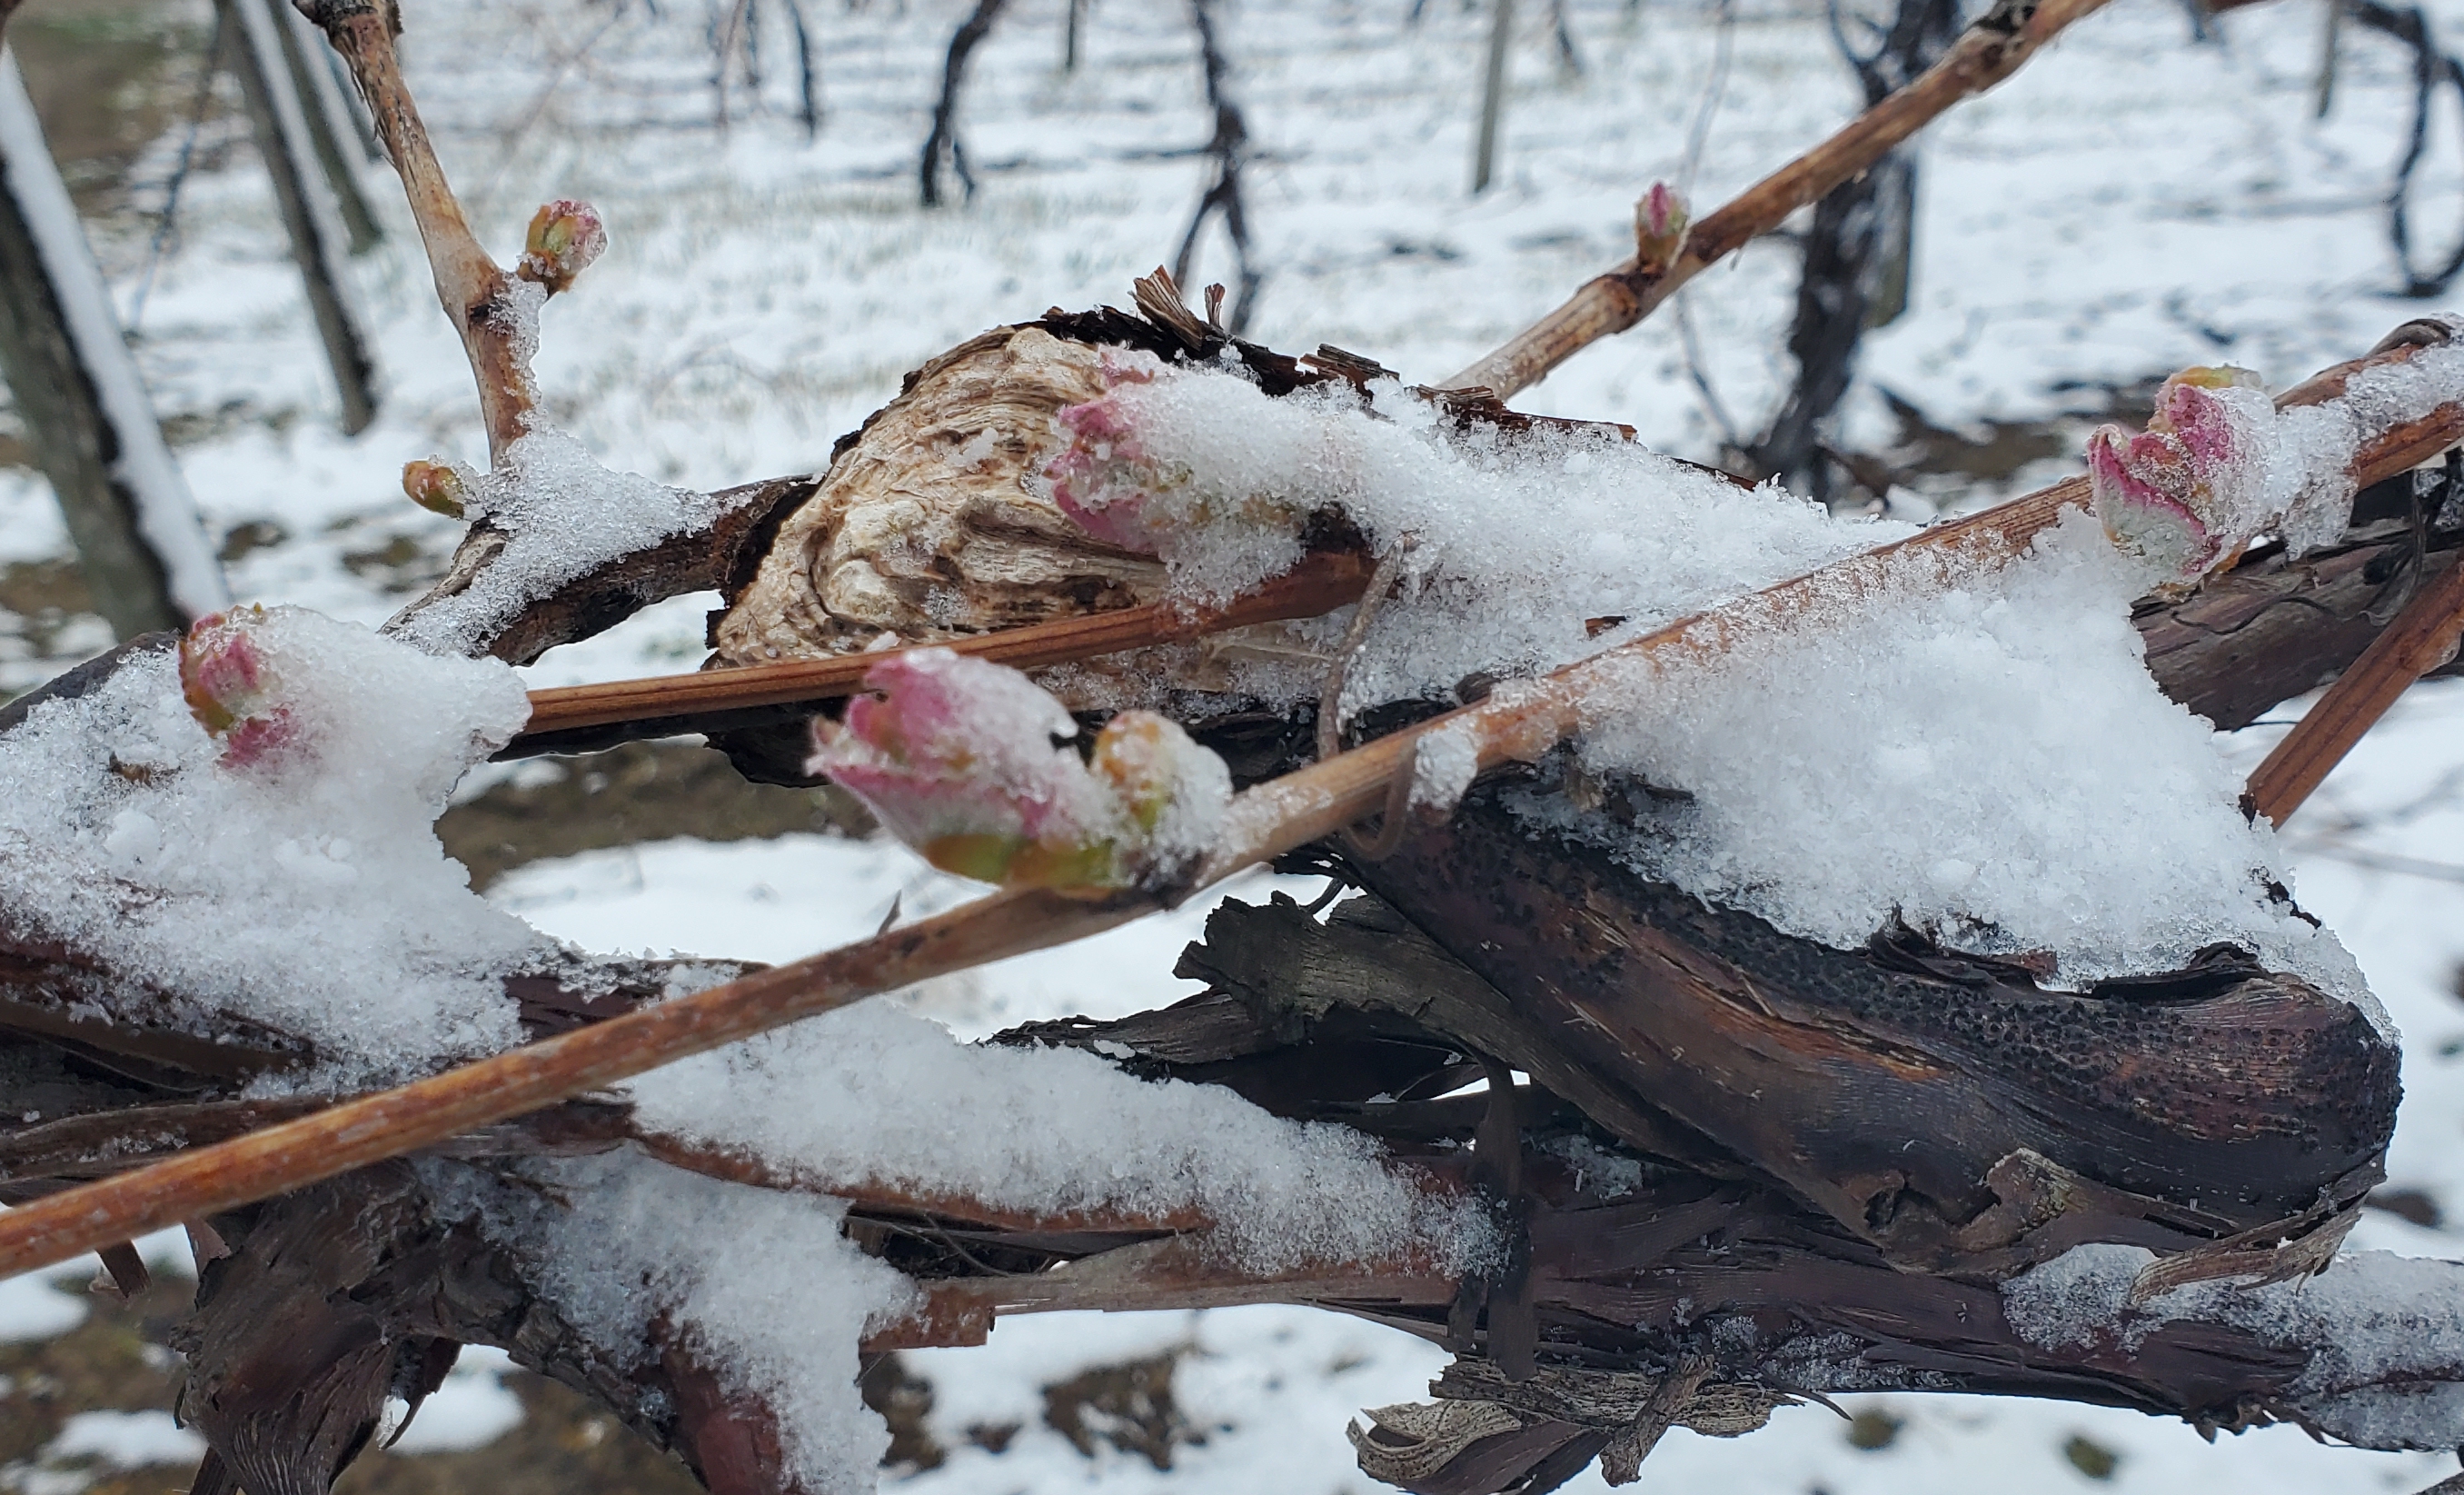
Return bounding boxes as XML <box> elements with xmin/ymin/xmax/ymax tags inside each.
<box><xmin>1004</xmin><ymin>879</ymin><xmax>2432</xmax><ymax>1493</ymax></box>
<box><xmin>384</xmin><ymin>473</ymin><xmax>817</xmax><ymax>666</ymax></box>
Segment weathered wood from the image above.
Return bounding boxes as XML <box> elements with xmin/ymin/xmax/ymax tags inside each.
<box><xmin>2143</xmin><ymin>514</ymin><xmax>2463</xmax><ymax>730</ymax></box>
<box><xmin>993</xmin><ymin>883</ymin><xmax>2439</xmax><ymax>1490</ymax></box>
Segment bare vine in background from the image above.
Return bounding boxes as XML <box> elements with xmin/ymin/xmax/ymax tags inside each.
<box><xmin>785</xmin><ymin>0</ymin><xmax>821</xmax><ymax>138</ymax></box>
<box><xmin>709</xmin><ymin>0</ymin><xmax>823</xmax><ymax>140</ymax></box>
<box><xmin>2346</xmin><ymin>0</ymin><xmax>2464</xmax><ymax>296</ymax></box>
<box><xmin>1674</xmin><ymin>0</ymin><xmax>1743</xmax><ymax>450</ymax></box>
<box><xmin>919</xmin><ymin>0</ymin><xmax>1009</xmax><ymax>206</ymax></box>
<box><xmin>1750</xmin><ymin>0</ymin><xmax>1961</xmax><ymax>505</ymax></box>
<box><xmin>1174</xmin><ymin>0</ymin><xmax>1262</xmax><ymax>333</ymax></box>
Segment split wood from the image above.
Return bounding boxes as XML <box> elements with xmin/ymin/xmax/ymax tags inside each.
<box><xmin>516</xmin><ymin>548</ymin><xmax>1374</xmax><ymax>740</ymax></box>
<box><xmin>1442</xmin><ymin>0</ymin><xmax>2115</xmax><ymax>399</ymax></box>
<box><xmin>0</xmin><ymin>334</ymin><xmax>2452</xmax><ymax>1283</ymax></box>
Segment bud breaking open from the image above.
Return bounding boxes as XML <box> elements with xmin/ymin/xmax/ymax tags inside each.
<box><xmin>1634</xmin><ymin>182</ymin><xmax>1689</xmax><ymax>274</ymax></box>
<box><xmin>2085</xmin><ymin>366</ymin><xmax>2268</xmax><ymax>592</ymax></box>
<box><xmin>402</xmin><ymin>459</ymin><xmax>470</xmax><ymax>519</ymax></box>
<box><xmin>517</xmin><ymin>199</ymin><xmax>607</xmax><ymax>294</ymax></box>
<box><xmin>180</xmin><ymin>607</ymin><xmax>299</xmax><ymax>769</ymax></box>
<box><xmin>808</xmin><ymin>649</ymin><xmax>1228</xmax><ymax>895</ymax></box>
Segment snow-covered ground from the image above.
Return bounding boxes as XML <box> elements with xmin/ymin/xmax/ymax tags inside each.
<box><xmin>6</xmin><ymin>0</ymin><xmax>2464</xmax><ymax>1489</ymax></box>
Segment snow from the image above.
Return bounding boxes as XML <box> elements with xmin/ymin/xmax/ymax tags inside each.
<box><xmin>2</xmin><ymin>0</ymin><xmax>2464</xmax><ymax>1490</ymax></box>
<box><xmin>389</xmin><ymin>1345</ymin><xmax>530</xmax><ymax>1454</ymax></box>
<box><xmin>386</xmin><ymin>423</ymin><xmax>723</xmax><ymax>657</ymax></box>
<box><xmin>42</xmin><ymin>1408</ymin><xmax>206</xmax><ymax>1470</ymax></box>
<box><xmin>2265</xmin><ymin>333</ymin><xmax>2464</xmax><ymax>556</ymax></box>
<box><xmin>1560</xmin><ymin>508</ymin><xmax>2369</xmax><ymax>999</ymax></box>
<box><xmin>432</xmin><ymin>1149</ymin><xmax>920</xmax><ymax>1495</ymax></box>
<box><xmin>0</xmin><ymin>1269</ymin><xmax>85</xmax><ymax>1345</ymax></box>
<box><xmin>0</xmin><ymin>606</ymin><xmax>548</xmax><ymax>1082</ymax></box>
<box><xmin>0</xmin><ymin>49</ymin><xmax>228</xmax><ymax>623</ymax></box>
<box><xmin>2005</xmin><ymin>1242</ymin><xmax>2464</xmax><ymax>1450</ymax></box>
<box><xmin>1046</xmin><ymin>361</ymin><xmax>2362</xmax><ymax>997</ymax></box>
<box><xmin>1048</xmin><ymin>356</ymin><xmax>1906</xmax><ymax>705</ymax></box>
<box><xmin>628</xmin><ymin>999</ymin><xmax>1494</xmax><ymax>1274</ymax></box>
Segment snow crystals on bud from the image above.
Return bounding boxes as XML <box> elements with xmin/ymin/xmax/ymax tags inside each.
<box><xmin>180</xmin><ymin>607</ymin><xmax>297</xmax><ymax>769</ymax></box>
<box><xmin>1046</xmin><ymin>348</ymin><xmax>1305</xmax><ymax>569</ymax></box>
<box><xmin>1047</xmin><ymin>349</ymin><xmax>1173</xmax><ymax>553</ymax></box>
<box><xmin>808</xmin><ymin>648</ymin><xmax>1228</xmax><ymax>895</ymax></box>
<box><xmin>402</xmin><ymin>458</ymin><xmax>472</xmax><ymax>520</ymax></box>
<box><xmin>517</xmin><ymin>198</ymin><xmax>607</xmax><ymax>294</ymax></box>
<box><xmin>1634</xmin><ymin>181</ymin><xmax>1689</xmax><ymax>273</ymax></box>
<box><xmin>2085</xmin><ymin>365</ymin><xmax>2269</xmax><ymax>592</ymax></box>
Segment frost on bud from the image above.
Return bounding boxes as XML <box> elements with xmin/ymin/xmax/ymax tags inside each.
<box><xmin>180</xmin><ymin>606</ymin><xmax>297</xmax><ymax>769</ymax></box>
<box><xmin>808</xmin><ymin>648</ymin><xmax>1228</xmax><ymax>895</ymax></box>
<box><xmin>517</xmin><ymin>199</ymin><xmax>607</xmax><ymax>294</ymax></box>
<box><xmin>2085</xmin><ymin>365</ymin><xmax>2267</xmax><ymax>592</ymax></box>
<box><xmin>1634</xmin><ymin>182</ymin><xmax>1689</xmax><ymax>274</ymax></box>
<box><xmin>402</xmin><ymin>459</ymin><xmax>469</xmax><ymax>519</ymax></box>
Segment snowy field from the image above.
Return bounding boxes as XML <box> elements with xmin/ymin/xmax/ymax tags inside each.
<box><xmin>5</xmin><ymin>0</ymin><xmax>2464</xmax><ymax>1490</ymax></box>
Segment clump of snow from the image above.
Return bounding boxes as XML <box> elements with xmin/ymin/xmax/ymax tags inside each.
<box><xmin>1406</xmin><ymin>720</ymin><xmax>1481</xmax><ymax>820</ymax></box>
<box><xmin>2003</xmin><ymin>1243</ymin><xmax>2464</xmax><ymax>1450</ymax></box>
<box><xmin>386</xmin><ymin>423</ymin><xmax>720</xmax><ymax>656</ymax></box>
<box><xmin>1045</xmin><ymin>364</ymin><xmax>2367</xmax><ymax>1005</ymax></box>
<box><xmin>1556</xmin><ymin>511</ymin><xmax>2368</xmax><ymax>1002</ymax></box>
<box><xmin>2267</xmin><ymin>332</ymin><xmax>2464</xmax><ymax>557</ymax></box>
<box><xmin>431</xmin><ymin>1152</ymin><xmax>917</xmax><ymax>1495</ymax></box>
<box><xmin>0</xmin><ymin>607</ymin><xmax>550</xmax><ymax>1082</ymax></box>
<box><xmin>1043</xmin><ymin>354</ymin><xmax>1910</xmax><ymax>719</ymax></box>
<box><xmin>625</xmin><ymin>1000</ymin><xmax>1495</xmax><ymax>1274</ymax></box>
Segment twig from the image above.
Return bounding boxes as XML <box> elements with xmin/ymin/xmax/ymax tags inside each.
<box><xmin>512</xmin><ymin>547</ymin><xmax>1371</xmax><ymax>744</ymax></box>
<box><xmin>2245</xmin><ymin>544</ymin><xmax>2464</xmax><ymax>823</ymax></box>
<box><xmin>294</xmin><ymin>0</ymin><xmax>532</xmax><ymax>459</ymax></box>
<box><xmin>870</xmin><ymin>1234</ymin><xmax>1458</xmax><ymax>1350</ymax></box>
<box><xmin>1441</xmin><ymin>0</ymin><xmax>2118</xmax><ymax>398</ymax></box>
<box><xmin>0</xmin><ymin>885</ymin><xmax>1152</xmax><ymax>1282</ymax></box>
<box><xmin>0</xmin><ymin>334</ymin><xmax>2450</xmax><ymax>1282</ymax></box>
<box><xmin>1316</xmin><ymin>539</ymin><xmax>1421</xmax><ymax>858</ymax></box>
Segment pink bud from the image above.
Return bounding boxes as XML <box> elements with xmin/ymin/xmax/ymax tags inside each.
<box><xmin>2086</xmin><ymin>366</ymin><xmax>2263</xmax><ymax>588</ymax></box>
<box><xmin>402</xmin><ymin>459</ymin><xmax>469</xmax><ymax>519</ymax></box>
<box><xmin>180</xmin><ymin>607</ymin><xmax>298</xmax><ymax>769</ymax></box>
<box><xmin>1047</xmin><ymin>353</ymin><xmax>1177</xmax><ymax>555</ymax></box>
<box><xmin>808</xmin><ymin>649</ymin><xmax>1226</xmax><ymax>893</ymax></box>
<box><xmin>517</xmin><ymin>199</ymin><xmax>607</xmax><ymax>294</ymax></box>
<box><xmin>1634</xmin><ymin>183</ymin><xmax>1690</xmax><ymax>273</ymax></box>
